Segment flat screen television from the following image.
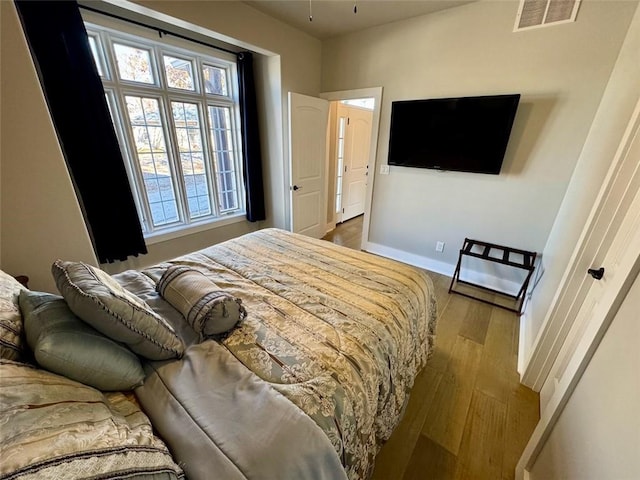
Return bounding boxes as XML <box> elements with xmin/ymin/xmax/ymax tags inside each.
<box><xmin>387</xmin><ymin>94</ymin><xmax>520</xmax><ymax>174</ymax></box>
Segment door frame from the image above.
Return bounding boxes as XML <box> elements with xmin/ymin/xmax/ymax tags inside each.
<box><xmin>320</xmin><ymin>87</ymin><xmax>383</xmax><ymax>250</ymax></box>
<box><xmin>516</xmin><ymin>98</ymin><xmax>640</xmax><ymax>478</ymax></box>
<box><xmin>522</xmin><ymin>98</ymin><xmax>640</xmax><ymax>391</ymax></box>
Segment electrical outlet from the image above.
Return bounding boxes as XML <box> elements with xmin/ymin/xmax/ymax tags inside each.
<box><xmin>436</xmin><ymin>241</ymin><xmax>445</xmax><ymax>253</ymax></box>
<box><xmin>379</xmin><ymin>164</ymin><xmax>390</xmax><ymax>175</ymax></box>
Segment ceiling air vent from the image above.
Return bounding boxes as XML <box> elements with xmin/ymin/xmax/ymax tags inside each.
<box><xmin>514</xmin><ymin>0</ymin><xmax>582</xmax><ymax>31</ymax></box>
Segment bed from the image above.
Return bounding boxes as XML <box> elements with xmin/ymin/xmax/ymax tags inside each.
<box><xmin>0</xmin><ymin>228</ymin><xmax>437</xmax><ymax>480</ymax></box>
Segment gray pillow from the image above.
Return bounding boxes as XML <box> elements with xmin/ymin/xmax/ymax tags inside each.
<box><xmin>52</xmin><ymin>260</ymin><xmax>185</xmax><ymax>361</ymax></box>
<box><xmin>19</xmin><ymin>290</ymin><xmax>145</xmax><ymax>391</ymax></box>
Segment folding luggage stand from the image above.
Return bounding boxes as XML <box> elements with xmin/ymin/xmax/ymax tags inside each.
<box><xmin>448</xmin><ymin>238</ymin><xmax>537</xmax><ymax>315</ymax></box>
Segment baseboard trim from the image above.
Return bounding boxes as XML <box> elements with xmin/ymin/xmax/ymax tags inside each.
<box><xmin>364</xmin><ymin>241</ymin><xmax>454</xmax><ymax>276</ymax></box>
<box><xmin>518</xmin><ymin>310</ymin><xmax>530</xmax><ymax>376</ymax></box>
<box><xmin>364</xmin><ymin>241</ymin><xmax>522</xmax><ymax>296</ymax></box>
<box><xmin>325</xmin><ymin>222</ymin><xmax>337</xmax><ymax>236</ymax></box>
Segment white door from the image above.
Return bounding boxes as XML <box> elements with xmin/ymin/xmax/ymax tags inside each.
<box><xmin>340</xmin><ymin>105</ymin><xmax>372</xmax><ymax>222</ymax></box>
<box><xmin>527</xmin><ymin>270</ymin><xmax>640</xmax><ymax>479</ymax></box>
<box><xmin>288</xmin><ymin>92</ymin><xmax>329</xmax><ymax>238</ymax></box>
<box><xmin>517</xmin><ymin>99</ymin><xmax>640</xmax><ymax>478</ymax></box>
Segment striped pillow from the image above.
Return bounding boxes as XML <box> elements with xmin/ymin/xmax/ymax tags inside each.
<box><xmin>0</xmin><ymin>270</ymin><xmax>27</xmax><ymax>361</ymax></box>
<box><xmin>157</xmin><ymin>265</ymin><xmax>246</xmax><ymax>340</ymax></box>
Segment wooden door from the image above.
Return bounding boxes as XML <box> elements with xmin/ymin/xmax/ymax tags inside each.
<box><xmin>288</xmin><ymin>92</ymin><xmax>329</xmax><ymax>238</ymax></box>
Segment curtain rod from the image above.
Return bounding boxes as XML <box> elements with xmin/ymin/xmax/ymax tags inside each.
<box><xmin>79</xmin><ymin>4</ymin><xmax>240</xmax><ymax>56</ymax></box>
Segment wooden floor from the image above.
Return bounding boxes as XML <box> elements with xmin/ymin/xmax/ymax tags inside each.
<box><xmin>322</xmin><ymin>217</ymin><xmax>540</xmax><ymax>480</ymax></box>
<box><xmin>322</xmin><ymin>215</ymin><xmax>365</xmax><ymax>249</ymax></box>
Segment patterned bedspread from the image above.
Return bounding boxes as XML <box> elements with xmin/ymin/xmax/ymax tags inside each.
<box><xmin>0</xmin><ymin>360</ymin><xmax>184</xmax><ymax>480</ymax></box>
<box><xmin>124</xmin><ymin>228</ymin><xmax>438</xmax><ymax>479</ymax></box>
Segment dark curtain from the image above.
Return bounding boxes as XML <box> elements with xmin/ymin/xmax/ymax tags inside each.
<box><xmin>237</xmin><ymin>52</ymin><xmax>266</xmax><ymax>222</ymax></box>
<box><xmin>15</xmin><ymin>0</ymin><xmax>147</xmax><ymax>263</ymax></box>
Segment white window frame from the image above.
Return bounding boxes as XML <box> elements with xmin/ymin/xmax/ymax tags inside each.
<box><xmin>83</xmin><ymin>13</ymin><xmax>246</xmax><ymax>244</ymax></box>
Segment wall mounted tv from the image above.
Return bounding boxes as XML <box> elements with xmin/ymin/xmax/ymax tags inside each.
<box><xmin>387</xmin><ymin>93</ymin><xmax>521</xmax><ymax>174</ymax></box>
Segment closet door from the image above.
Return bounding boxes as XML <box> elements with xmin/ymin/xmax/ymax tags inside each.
<box><xmin>517</xmin><ymin>99</ymin><xmax>640</xmax><ymax>479</ymax></box>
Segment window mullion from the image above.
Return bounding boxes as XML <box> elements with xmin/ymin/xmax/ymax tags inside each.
<box><xmin>193</xmin><ymin>99</ymin><xmax>220</xmax><ymax>219</ymax></box>
<box><xmin>194</xmin><ymin>56</ymin><xmax>219</xmax><ymax>217</ymax></box>
<box><xmin>202</xmin><ymin>100</ymin><xmax>222</xmax><ymax>218</ymax></box>
<box><xmin>162</xmin><ymin>92</ymin><xmax>190</xmax><ymax>225</ymax></box>
<box><xmin>105</xmin><ymin>88</ymin><xmax>152</xmax><ymax>233</ymax></box>
<box><xmin>152</xmin><ymin>43</ymin><xmax>189</xmax><ymax>228</ymax></box>
<box><xmin>122</xmin><ymin>91</ymin><xmax>163</xmax><ymax>233</ymax></box>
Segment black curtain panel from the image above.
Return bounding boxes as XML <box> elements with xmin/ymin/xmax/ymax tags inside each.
<box><xmin>15</xmin><ymin>0</ymin><xmax>147</xmax><ymax>263</ymax></box>
<box><xmin>237</xmin><ymin>52</ymin><xmax>266</xmax><ymax>222</ymax></box>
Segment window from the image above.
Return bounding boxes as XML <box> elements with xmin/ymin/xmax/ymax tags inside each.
<box><xmin>85</xmin><ymin>21</ymin><xmax>245</xmax><ymax>239</ymax></box>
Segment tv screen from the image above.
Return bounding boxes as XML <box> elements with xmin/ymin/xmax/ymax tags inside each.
<box><xmin>387</xmin><ymin>94</ymin><xmax>520</xmax><ymax>174</ymax></box>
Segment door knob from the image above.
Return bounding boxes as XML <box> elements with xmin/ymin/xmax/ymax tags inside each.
<box><xmin>587</xmin><ymin>267</ymin><xmax>605</xmax><ymax>280</ymax></box>
<box><xmin>292</xmin><ymin>185</ymin><xmax>302</xmax><ymax>191</ymax></box>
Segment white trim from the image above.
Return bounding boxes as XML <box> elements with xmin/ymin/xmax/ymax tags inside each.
<box><xmin>320</xmin><ymin>87</ymin><xmax>383</xmax><ymax>251</ymax></box>
<box><xmin>513</xmin><ymin>0</ymin><xmax>582</xmax><ymax>32</ymax></box>
<box><xmin>518</xmin><ymin>312</ymin><xmax>529</xmax><ymax>375</ymax></box>
<box><xmin>323</xmin><ymin>109</ymin><xmax>332</xmax><ymax>237</ymax></box>
<box><xmin>517</xmin><ymin>225</ymin><xmax>640</xmax><ymax>478</ymax></box>
<box><xmin>364</xmin><ymin>241</ymin><xmax>522</xmax><ymax>295</ymax></box>
<box><xmin>521</xmin><ymin>98</ymin><xmax>640</xmax><ymax>391</ymax></box>
<box><xmin>144</xmin><ymin>213</ymin><xmax>247</xmax><ymax>245</ymax></box>
<box><xmin>325</xmin><ymin>221</ymin><xmax>337</xmax><ymax>236</ymax></box>
<box><xmin>516</xmin><ymin>99</ymin><xmax>640</xmax><ymax>478</ymax></box>
<box><xmin>365</xmin><ymin>241</ymin><xmax>453</xmax><ymax>275</ymax></box>
<box><xmin>518</xmin><ymin>265</ymin><xmax>540</xmax><ymax>375</ymax></box>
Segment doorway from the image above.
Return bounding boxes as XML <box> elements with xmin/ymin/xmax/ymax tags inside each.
<box><xmin>331</xmin><ymin>99</ymin><xmax>374</xmax><ymax>226</ymax></box>
<box><xmin>321</xmin><ymin>88</ymin><xmax>382</xmax><ymax>251</ymax></box>
<box><xmin>288</xmin><ymin>87</ymin><xmax>382</xmax><ymax>248</ymax></box>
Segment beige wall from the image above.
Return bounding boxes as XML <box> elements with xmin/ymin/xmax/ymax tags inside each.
<box><xmin>321</xmin><ymin>0</ymin><xmax>636</xmax><ymax>280</ymax></box>
<box><xmin>0</xmin><ymin>2</ymin><xmax>98</xmax><ymax>291</ymax></box>
<box><xmin>529</xmin><ymin>270</ymin><xmax>640</xmax><ymax>479</ymax></box>
<box><xmin>0</xmin><ymin>0</ymin><xmax>321</xmax><ymax>292</ymax></box>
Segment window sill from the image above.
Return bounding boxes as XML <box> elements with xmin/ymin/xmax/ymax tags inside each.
<box><xmin>144</xmin><ymin>213</ymin><xmax>247</xmax><ymax>246</ymax></box>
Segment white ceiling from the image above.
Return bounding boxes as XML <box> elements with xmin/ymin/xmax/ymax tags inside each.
<box><xmin>243</xmin><ymin>0</ymin><xmax>478</xmax><ymax>39</ymax></box>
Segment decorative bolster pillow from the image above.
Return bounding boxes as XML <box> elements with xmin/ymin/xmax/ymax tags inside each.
<box><xmin>157</xmin><ymin>265</ymin><xmax>246</xmax><ymax>340</ymax></box>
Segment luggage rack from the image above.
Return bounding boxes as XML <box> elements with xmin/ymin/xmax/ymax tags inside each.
<box><xmin>448</xmin><ymin>238</ymin><xmax>537</xmax><ymax>315</ymax></box>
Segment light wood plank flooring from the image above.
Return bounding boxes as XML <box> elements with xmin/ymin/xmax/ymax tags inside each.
<box><xmin>322</xmin><ymin>217</ymin><xmax>540</xmax><ymax>480</ymax></box>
